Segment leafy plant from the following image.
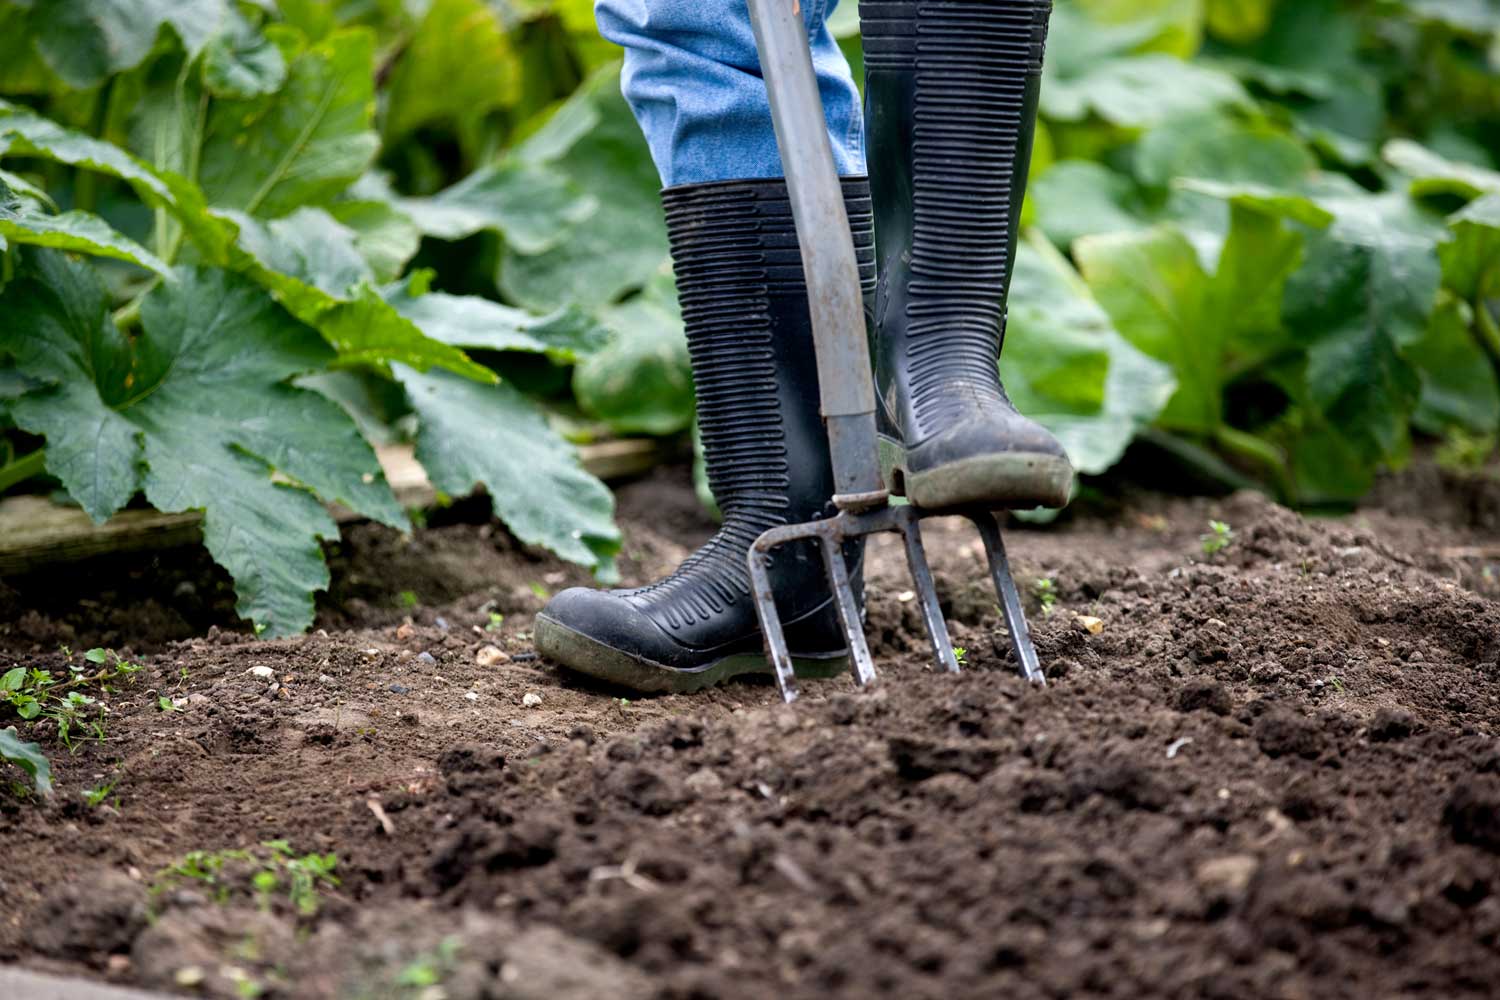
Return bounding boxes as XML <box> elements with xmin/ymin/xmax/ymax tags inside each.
<box><xmin>0</xmin><ymin>647</ymin><xmax>142</xmax><ymax>791</ymax></box>
<box><xmin>1033</xmin><ymin>578</ymin><xmax>1060</xmax><ymax>616</ymax></box>
<box><xmin>0</xmin><ymin>1</ymin><xmax>629</xmax><ymax>640</ymax></box>
<box><xmin>152</xmin><ymin>840</ymin><xmax>339</xmax><ymax>917</ymax></box>
<box><xmin>1201</xmin><ymin>519</ymin><xmax>1235</xmax><ymax>555</ymax></box>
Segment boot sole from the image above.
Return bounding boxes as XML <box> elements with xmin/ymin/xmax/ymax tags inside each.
<box><xmin>533</xmin><ymin>614</ymin><xmax>850</xmax><ymax>694</ymax></box>
<box><xmin>880</xmin><ymin>437</ymin><xmax>1073</xmax><ymax>511</ymax></box>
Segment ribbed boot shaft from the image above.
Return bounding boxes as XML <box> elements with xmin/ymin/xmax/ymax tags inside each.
<box><xmin>861</xmin><ymin>0</ymin><xmax>1051</xmax><ymax>430</ymax></box>
<box><xmin>626</xmin><ymin>178</ymin><xmax>873</xmax><ymax>629</ymax></box>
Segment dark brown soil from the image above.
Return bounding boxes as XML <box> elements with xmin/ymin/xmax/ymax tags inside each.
<box><xmin>3</xmin><ymin>464</ymin><xmax>1500</xmax><ymax>999</ymax></box>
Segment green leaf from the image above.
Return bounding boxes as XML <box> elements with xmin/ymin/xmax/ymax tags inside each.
<box><xmin>398</xmin><ymin>162</ymin><xmax>598</xmax><ymax>255</ymax></box>
<box><xmin>1075</xmin><ymin>225</ymin><xmax>1223</xmax><ymax>432</ymax></box>
<box><xmin>0</xmin><ymin>103</ymin><xmax>231</xmax><ymax>260</ymax></box>
<box><xmin>202</xmin><ymin>21</ymin><xmax>289</xmax><ymax>99</ymax></box>
<box><xmin>500</xmin><ymin>66</ymin><xmax>671</xmax><ymax>311</ymax></box>
<box><xmin>326</xmin><ymin>200</ymin><xmax>421</xmax><ymax>283</ymax></box>
<box><xmin>1383</xmin><ymin>140</ymin><xmax>1500</xmax><ymax>201</ymax></box>
<box><xmin>0</xmin><ymin>254</ymin><xmax>406</xmax><ymax>636</ymax></box>
<box><xmin>1404</xmin><ymin>0</ymin><xmax>1500</xmax><ymax>34</ymax></box>
<box><xmin>387</xmin><ymin>279</ymin><xmax>608</xmax><ymax>363</ymax></box>
<box><xmin>0</xmin><ymin>726</ymin><xmax>52</xmax><ymax>796</ymax></box>
<box><xmin>1205</xmin><ymin>0</ymin><xmax>1277</xmax><ymax>42</ymax></box>
<box><xmin>382</xmin><ymin>0</ymin><xmax>518</xmax><ymax>142</ymax></box>
<box><xmin>1409</xmin><ymin>298</ymin><xmax>1500</xmax><ymax>436</ymax></box>
<box><xmin>223</xmin><ymin>208</ymin><xmax>494</xmax><ymax>381</ymax></box>
<box><xmin>1042</xmin><ymin>54</ymin><xmax>1252</xmax><ymax>129</ymax></box>
<box><xmin>28</xmin><ymin>0</ymin><xmax>237</xmax><ymax>89</ymax></box>
<box><xmin>573</xmin><ymin>272</ymin><xmax>695</xmax><ymax>436</ymax></box>
<box><xmin>1440</xmin><ymin>193</ymin><xmax>1500</xmax><ymax>300</ymax></box>
<box><xmin>394</xmin><ymin>365</ymin><xmax>622</xmax><ymax>575</ymax></box>
<box><xmin>1075</xmin><ymin>0</ymin><xmax>1205</xmax><ymax>57</ymax></box>
<box><xmin>0</xmin><ymin>189</ymin><xmax>170</xmax><ymax>275</ymax></box>
<box><xmin>1282</xmin><ymin>231</ymin><xmax>1436</xmax><ymax>466</ymax></box>
<box><xmin>1003</xmin><ymin>235</ymin><xmax>1176</xmax><ymax>475</ymax></box>
<box><xmin>1135</xmin><ymin>113</ymin><xmax>1315</xmax><ymax>190</ymax></box>
<box><xmin>197</xmin><ymin>28</ymin><xmax>380</xmax><ymax>217</ymax></box>
<box><xmin>1029</xmin><ymin>160</ymin><xmax>1151</xmax><ymax>249</ymax></box>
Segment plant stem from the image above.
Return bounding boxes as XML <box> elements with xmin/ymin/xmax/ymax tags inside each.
<box><xmin>1214</xmin><ymin>424</ymin><xmax>1295</xmax><ymax>503</ymax></box>
<box><xmin>0</xmin><ymin>448</ymin><xmax>47</xmax><ymax>494</ymax></box>
<box><xmin>1474</xmin><ymin>298</ymin><xmax>1500</xmax><ymax>365</ymax></box>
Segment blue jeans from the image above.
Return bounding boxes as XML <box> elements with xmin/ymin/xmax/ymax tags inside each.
<box><xmin>595</xmin><ymin>0</ymin><xmax>866</xmax><ymax>186</ymax></box>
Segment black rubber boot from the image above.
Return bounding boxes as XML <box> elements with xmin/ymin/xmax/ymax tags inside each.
<box><xmin>860</xmin><ymin>0</ymin><xmax>1073</xmax><ymax>510</ymax></box>
<box><xmin>534</xmin><ymin>177</ymin><xmax>873</xmax><ymax>694</ymax></box>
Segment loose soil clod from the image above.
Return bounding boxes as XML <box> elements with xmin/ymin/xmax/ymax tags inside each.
<box><xmin>4</xmin><ymin>467</ymin><xmax>1500</xmax><ymax>998</ymax></box>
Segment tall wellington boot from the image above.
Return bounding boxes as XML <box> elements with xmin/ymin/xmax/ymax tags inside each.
<box><xmin>535</xmin><ymin>178</ymin><xmax>873</xmax><ymax>693</ymax></box>
<box><xmin>860</xmin><ymin>0</ymin><xmax>1074</xmax><ymax>510</ymax></box>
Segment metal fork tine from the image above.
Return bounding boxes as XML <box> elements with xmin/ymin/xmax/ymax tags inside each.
<box><xmin>970</xmin><ymin>512</ymin><xmax>1045</xmax><ymax>685</ymax></box>
<box><xmin>819</xmin><ymin>536</ymin><xmax>878</xmax><ymax>687</ymax></box>
<box><xmin>748</xmin><ymin>547</ymin><xmax>801</xmax><ymax>702</ymax></box>
<box><xmin>898</xmin><ymin>507</ymin><xmax>960</xmax><ymax>674</ymax></box>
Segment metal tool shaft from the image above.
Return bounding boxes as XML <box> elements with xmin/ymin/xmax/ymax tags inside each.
<box><xmin>746</xmin><ymin>0</ymin><xmax>884</xmax><ymax>503</ymax></box>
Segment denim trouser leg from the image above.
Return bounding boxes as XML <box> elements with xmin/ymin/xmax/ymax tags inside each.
<box><xmin>595</xmin><ymin>0</ymin><xmax>866</xmax><ymax>186</ymax></box>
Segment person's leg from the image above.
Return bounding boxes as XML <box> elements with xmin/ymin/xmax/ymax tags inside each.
<box><xmin>595</xmin><ymin>0</ymin><xmax>864</xmax><ymax>185</ymax></box>
<box><xmin>534</xmin><ymin>0</ymin><xmax>871</xmax><ymax>691</ymax></box>
<box><xmin>861</xmin><ymin>0</ymin><xmax>1073</xmax><ymax>510</ymax></box>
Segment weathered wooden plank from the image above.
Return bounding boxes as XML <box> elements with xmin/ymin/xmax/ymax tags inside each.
<box><xmin>0</xmin><ymin>439</ymin><xmax>665</xmax><ymax>575</ymax></box>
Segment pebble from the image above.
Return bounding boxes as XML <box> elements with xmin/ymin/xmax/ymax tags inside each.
<box><xmin>319</xmin><ymin>674</ymin><xmax>335</xmax><ymax>684</ymax></box>
<box><xmin>417</xmin><ymin>651</ymin><xmax>437</xmax><ymax>666</ymax></box>
<box><xmin>522</xmin><ymin>692</ymin><xmax>543</xmax><ymax>708</ymax></box>
<box><xmin>389</xmin><ymin>683</ymin><xmax>410</xmax><ymax>694</ymax></box>
<box><xmin>1195</xmin><ymin>855</ymin><xmax>1259</xmax><ymax>900</ymax></box>
<box><xmin>435</xmin><ymin>616</ymin><xmax>451</xmax><ymax>631</ymax></box>
<box><xmin>477</xmin><ymin>645</ymin><xmax>509</xmax><ymax>667</ymax></box>
<box><xmin>248</xmin><ymin>666</ymin><xmax>275</xmax><ymax>680</ymax></box>
<box><xmin>464</xmin><ymin>691</ymin><xmax>479</xmax><ymax>702</ymax></box>
<box><xmin>395</xmin><ymin>622</ymin><xmax>415</xmax><ymax>641</ymax></box>
<box><xmin>1076</xmin><ymin>615</ymin><xmax>1105</xmax><ymax>635</ymax></box>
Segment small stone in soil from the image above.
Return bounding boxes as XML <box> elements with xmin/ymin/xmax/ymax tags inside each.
<box><xmin>248</xmin><ymin>665</ymin><xmax>275</xmax><ymax>680</ymax></box>
<box><xmin>395</xmin><ymin>622</ymin><xmax>415</xmax><ymax>641</ymax></box>
<box><xmin>389</xmin><ymin>683</ymin><xmax>410</xmax><ymax>694</ymax></box>
<box><xmin>417</xmin><ymin>651</ymin><xmax>437</xmax><ymax>666</ymax></box>
<box><xmin>464</xmin><ymin>691</ymin><xmax>479</xmax><ymax>701</ymax></box>
<box><xmin>522</xmin><ymin>692</ymin><xmax>543</xmax><ymax>707</ymax></box>
<box><xmin>477</xmin><ymin>645</ymin><xmax>509</xmax><ymax>667</ymax></box>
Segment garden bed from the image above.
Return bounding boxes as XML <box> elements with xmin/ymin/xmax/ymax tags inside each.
<box><xmin>3</xmin><ymin>464</ymin><xmax>1500</xmax><ymax>998</ymax></box>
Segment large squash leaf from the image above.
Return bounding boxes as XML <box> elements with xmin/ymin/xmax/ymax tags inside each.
<box><xmin>0</xmin><ymin>176</ymin><xmax>168</xmax><ymax>274</ymax></box>
<box><xmin>394</xmin><ymin>365</ymin><xmax>621</xmax><ymax>576</ymax></box>
<box><xmin>28</xmin><ymin>0</ymin><xmax>237</xmax><ymax>89</ymax></box>
<box><xmin>196</xmin><ymin>28</ymin><xmax>380</xmax><ymax>217</ymax></box>
<box><xmin>382</xmin><ymin>0</ymin><xmax>518</xmax><ymax>143</ymax></box>
<box><xmin>0</xmin><ymin>253</ymin><xmax>406</xmax><ymax>637</ymax></box>
<box><xmin>223</xmin><ymin>207</ymin><xmax>495</xmax><ymax>381</ymax></box>
<box><xmin>1003</xmin><ymin>235</ymin><xmax>1176</xmax><ymax>476</ymax></box>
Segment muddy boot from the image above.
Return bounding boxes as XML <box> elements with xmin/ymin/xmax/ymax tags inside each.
<box><xmin>860</xmin><ymin>0</ymin><xmax>1073</xmax><ymax>510</ymax></box>
<box><xmin>534</xmin><ymin>178</ymin><xmax>873</xmax><ymax>694</ymax></box>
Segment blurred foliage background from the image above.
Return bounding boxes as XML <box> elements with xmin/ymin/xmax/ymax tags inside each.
<box><xmin>0</xmin><ymin>0</ymin><xmax>1498</xmax><ymax>634</ymax></box>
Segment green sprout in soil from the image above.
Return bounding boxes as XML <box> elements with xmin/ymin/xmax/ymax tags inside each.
<box><xmin>952</xmin><ymin>646</ymin><xmax>968</xmax><ymax>666</ymax></box>
<box><xmin>528</xmin><ymin>582</ymin><xmax>550</xmax><ymax>600</ymax></box>
<box><xmin>399</xmin><ymin>590</ymin><xmax>420</xmax><ymax>608</ymax></box>
<box><xmin>1032</xmin><ymin>578</ymin><xmax>1058</xmax><ymax>616</ymax></box>
<box><xmin>395</xmin><ymin>937</ymin><xmax>463</xmax><ymax>996</ymax></box>
<box><xmin>486</xmin><ymin>612</ymin><xmax>505</xmax><ymax>631</ymax></box>
<box><xmin>82</xmin><ymin>777</ymin><xmax>118</xmax><ymax>808</ymax></box>
<box><xmin>0</xmin><ymin>648</ymin><xmax>143</xmax><ymax>792</ymax></box>
<box><xmin>153</xmin><ymin>841</ymin><xmax>340</xmax><ymax>918</ymax></box>
<box><xmin>1201</xmin><ymin>520</ymin><xmax>1235</xmax><ymax>556</ymax></box>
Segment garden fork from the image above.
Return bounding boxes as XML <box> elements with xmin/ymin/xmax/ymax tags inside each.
<box><xmin>745</xmin><ymin>0</ymin><xmax>1047</xmax><ymax>702</ymax></box>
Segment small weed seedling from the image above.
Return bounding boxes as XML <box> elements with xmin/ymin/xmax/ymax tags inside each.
<box><xmin>1201</xmin><ymin>520</ymin><xmax>1235</xmax><ymax>556</ymax></box>
<box><xmin>486</xmin><ymin>612</ymin><xmax>505</xmax><ymax>631</ymax></box>
<box><xmin>153</xmin><ymin>841</ymin><xmax>340</xmax><ymax>917</ymax></box>
<box><xmin>528</xmin><ymin>582</ymin><xmax>550</xmax><ymax>600</ymax></box>
<box><xmin>0</xmin><ymin>648</ymin><xmax>144</xmax><ymax>791</ymax></box>
<box><xmin>82</xmin><ymin>777</ymin><xmax>118</xmax><ymax>808</ymax></box>
<box><xmin>952</xmin><ymin>646</ymin><xmax>967</xmax><ymax>666</ymax></box>
<box><xmin>399</xmin><ymin>590</ymin><xmax>419</xmax><ymax>609</ymax></box>
<box><xmin>1032</xmin><ymin>578</ymin><xmax>1058</xmax><ymax>616</ymax></box>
